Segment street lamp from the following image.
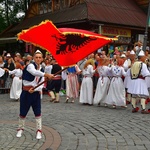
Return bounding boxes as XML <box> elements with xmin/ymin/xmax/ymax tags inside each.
<box><xmin>143</xmin><ymin>0</ymin><xmax>150</xmax><ymax>51</ymax></box>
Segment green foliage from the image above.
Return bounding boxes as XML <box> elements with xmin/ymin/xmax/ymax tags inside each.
<box><xmin>0</xmin><ymin>0</ymin><xmax>31</xmax><ymax>33</ymax></box>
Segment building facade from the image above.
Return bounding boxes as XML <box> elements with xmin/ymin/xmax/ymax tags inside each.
<box><xmin>0</xmin><ymin>0</ymin><xmax>149</xmax><ymax>55</ymax></box>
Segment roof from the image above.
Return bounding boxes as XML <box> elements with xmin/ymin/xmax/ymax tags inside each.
<box><xmin>8</xmin><ymin>3</ymin><xmax>88</xmax><ymax>33</ymax></box>
<box><xmin>86</xmin><ymin>0</ymin><xmax>147</xmax><ymax>27</ymax></box>
<box><xmin>1</xmin><ymin>0</ymin><xmax>148</xmax><ymax>37</ymax></box>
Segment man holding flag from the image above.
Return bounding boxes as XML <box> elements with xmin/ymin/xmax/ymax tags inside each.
<box><xmin>16</xmin><ymin>50</ymin><xmax>54</xmax><ymax>139</ymax></box>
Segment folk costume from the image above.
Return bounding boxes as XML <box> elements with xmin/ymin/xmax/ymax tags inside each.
<box><xmin>93</xmin><ymin>58</ymin><xmax>110</xmax><ymax>105</ymax></box>
<box><xmin>44</xmin><ymin>59</ymin><xmax>52</xmax><ymax>89</ymax></box>
<box><xmin>79</xmin><ymin>59</ymin><xmax>95</xmax><ymax>105</ymax></box>
<box><xmin>66</xmin><ymin>64</ymin><xmax>81</xmax><ymax>103</ymax></box>
<box><xmin>105</xmin><ymin>59</ymin><xmax>127</xmax><ymax>108</ymax></box>
<box><xmin>16</xmin><ymin>50</ymin><xmax>45</xmax><ymax>139</ymax></box>
<box><xmin>8</xmin><ymin>66</ymin><xmax>23</xmax><ymax>100</ymax></box>
<box><xmin>47</xmin><ymin>59</ymin><xmax>62</xmax><ymax>103</ymax></box>
<box><xmin>128</xmin><ymin>50</ymin><xmax>150</xmax><ymax>113</ymax></box>
<box><xmin>123</xmin><ymin>50</ymin><xmax>136</xmax><ymax>104</ymax></box>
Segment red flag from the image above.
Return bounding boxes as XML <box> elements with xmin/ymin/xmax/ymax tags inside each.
<box><xmin>18</xmin><ymin>20</ymin><xmax>117</xmax><ymax>66</ymax></box>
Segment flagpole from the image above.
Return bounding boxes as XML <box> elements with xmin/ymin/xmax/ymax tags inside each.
<box><xmin>143</xmin><ymin>0</ymin><xmax>150</xmax><ymax>51</ymax></box>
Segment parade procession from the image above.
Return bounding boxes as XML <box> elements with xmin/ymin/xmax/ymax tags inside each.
<box><xmin>0</xmin><ymin>0</ymin><xmax>150</xmax><ymax>150</ymax></box>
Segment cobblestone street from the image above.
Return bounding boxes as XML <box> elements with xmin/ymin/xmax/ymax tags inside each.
<box><xmin>0</xmin><ymin>94</ymin><xmax>150</xmax><ymax>150</ymax></box>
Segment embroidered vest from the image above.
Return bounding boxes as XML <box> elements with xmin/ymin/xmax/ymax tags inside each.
<box><xmin>22</xmin><ymin>62</ymin><xmax>44</xmax><ymax>82</ymax></box>
<box><xmin>130</xmin><ymin>61</ymin><xmax>142</xmax><ymax>79</ymax></box>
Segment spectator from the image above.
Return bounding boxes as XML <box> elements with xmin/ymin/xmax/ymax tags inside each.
<box><xmin>134</xmin><ymin>40</ymin><xmax>143</xmax><ymax>58</ymax></box>
<box><xmin>4</xmin><ymin>58</ymin><xmax>15</xmax><ymax>92</ymax></box>
<box><xmin>0</xmin><ymin>56</ymin><xmax>5</xmax><ymax>93</ymax></box>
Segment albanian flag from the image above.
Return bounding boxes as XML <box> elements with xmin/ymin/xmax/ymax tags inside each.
<box><xmin>18</xmin><ymin>20</ymin><xmax>117</xmax><ymax>66</ymax></box>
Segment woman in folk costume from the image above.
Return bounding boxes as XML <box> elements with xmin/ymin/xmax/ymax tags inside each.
<box><xmin>93</xmin><ymin>58</ymin><xmax>110</xmax><ymax>106</ymax></box>
<box><xmin>79</xmin><ymin>59</ymin><xmax>96</xmax><ymax>105</ymax></box>
<box><xmin>105</xmin><ymin>58</ymin><xmax>127</xmax><ymax>108</ymax></box>
<box><xmin>123</xmin><ymin>50</ymin><xmax>136</xmax><ymax>104</ymax></box>
<box><xmin>5</xmin><ymin>62</ymin><xmax>23</xmax><ymax>100</ymax></box>
<box><xmin>66</xmin><ymin>64</ymin><xmax>81</xmax><ymax>103</ymax></box>
<box><xmin>128</xmin><ymin>50</ymin><xmax>150</xmax><ymax>114</ymax></box>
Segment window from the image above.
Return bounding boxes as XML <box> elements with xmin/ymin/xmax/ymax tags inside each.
<box><xmin>47</xmin><ymin>0</ymin><xmax>52</xmax><ymax>12</ymax></box>
<box><xmin>39</xmin><ymin>0</ymin><xmax>52</xmax><ymax>14</ymax></box>
<box><xmin>53</xmin><ymin>0</ymin><xmax>60</xmax><ymax>11</ymax></box>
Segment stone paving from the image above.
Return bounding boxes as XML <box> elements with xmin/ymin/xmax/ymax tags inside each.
<box><xmin>1</xmin><ymin>93</ymin><xmax>150</xmax><ymax>150</ymax></box>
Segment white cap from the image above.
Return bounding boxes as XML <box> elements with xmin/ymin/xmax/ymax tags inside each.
<box><xmin>121</xmin><ymin>54</ymin><xmax>126</xmax><ymax>58</ymax></box>
<box><xmin>146</xmin><ymin>46</ymin><xmax>149</xmax><ymax>50</ymax></box>
<box><xmin>138</xmin><ymin>50</ymin><xmax>145</xmax><ymax>56</ymax></box>
<box><xmin>130</xmin><ymin>50</ymin><xmax>135</xmax><ymax>55</ymax></box>
<box><xmin>6</xmin><ymin>53</ymin><xmax>11</xmax><ymax>57</ymax></box>
<box><xmin>16</xmin><ymin>52</ymin><xmax>21</xmax><ymax>56</ymax></box>
<box><xmin>35</xmin><ymin>50</ymin><xmax>42</xmax><ymax>54</ymax></box>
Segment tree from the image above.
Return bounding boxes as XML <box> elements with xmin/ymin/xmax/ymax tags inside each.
<box><xmin>0</xmin><ymin>2</ymin><xmax>7</xmax><ymax>32</ymax></box>
<box><xmin>0</xmin><ymin>0</ymin><xmax>31</xmax><ymax>33</ymax></box>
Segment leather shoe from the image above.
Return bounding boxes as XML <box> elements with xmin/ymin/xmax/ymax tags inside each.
<box><xmin>132</xmin><ymin>107</ymin><xmax>139</xmax><ymax>113</ymax></box>
<box><xmin>141</xmin><ymin>109</ymin><xmax>150</xmax><ymax>114</ymax></box>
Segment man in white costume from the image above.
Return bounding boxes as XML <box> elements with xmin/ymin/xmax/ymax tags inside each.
<box><xmin>128</xmin><ymin>50</ymin><xmax>150</xmax><ymax>114</ymax></box>
<box><xmin>134</xmin><ymin>40</ymin><xmax>143</xmax><ymax>58</ymax></box>
<box><xmin>123</xmin><ymin>50</ymin><xmax>136</xmax><ymax>104</ymax></box>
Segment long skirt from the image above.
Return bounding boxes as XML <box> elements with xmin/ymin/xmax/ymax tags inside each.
<box><xmin>93</xmin><ymin>77</ymin><xmax>110</xmax><ymax>104</ymax></box>
<box><xmin>105</xmin><ymin>77</ymin><xmax>126</xmax><ymax>106</ymax></box>
<box><xmin>10</xmin><ymin>77</ymin><xmax>22</xmax><ymax>100</ymax></box>
<box><xmin>66</xmin><ymin>74</ymin><xmax>79</xmax><ymax>99</ymax></box>
<box><xmin>79</xmin><ymin>76</ymin><xmax>93</xmax><ymax>105</ymax></box>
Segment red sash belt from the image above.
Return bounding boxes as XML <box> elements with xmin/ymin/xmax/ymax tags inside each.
<box><xmin>138</xmin><ymin>76</ymin><xmax>145</xmax><ymax>80</ymax></box>
<box><xmin>23</xmin><ymin>86</ymin><xmax>34</xmax><ymax>91</ymax></box>
<box><xmin>53</xmin><ymin>76</ymin><xmax>61</xmax><ymax>80</ymax></box>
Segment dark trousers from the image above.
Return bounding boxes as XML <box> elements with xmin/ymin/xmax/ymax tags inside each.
<box><xmin>20</xmin><ymin>90</ymin><xmax>41</xmax><ymax>118</ymax></box>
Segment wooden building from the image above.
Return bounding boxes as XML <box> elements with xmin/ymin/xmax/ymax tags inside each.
<box><xmin>0</xmin><ymin>0</ymin><xmax>149</xmax><ymax>55</ymax></box>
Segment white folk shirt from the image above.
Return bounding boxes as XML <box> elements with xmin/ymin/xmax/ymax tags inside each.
<box><xmin>23</xmin><ymin>63</ymin><xmax>45</xmax><ymax>92</ymax></box>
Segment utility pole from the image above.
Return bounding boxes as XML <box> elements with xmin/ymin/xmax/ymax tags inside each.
<box><xmin>143</xmin><ymin>0</ymin><xmax>150</xmax><ymax>51</ymax></box>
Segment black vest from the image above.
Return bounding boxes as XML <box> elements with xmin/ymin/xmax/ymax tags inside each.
<box><xmin>22</xmin><ymin>62</ymin><xmax>44</xmax><ymax>82</ymax></box>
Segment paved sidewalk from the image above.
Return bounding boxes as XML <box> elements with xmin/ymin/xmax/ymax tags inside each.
<box><xmin>0</xmin><ymin>94</ymin><xmax>150</xmax><ymax>150</ymax></box>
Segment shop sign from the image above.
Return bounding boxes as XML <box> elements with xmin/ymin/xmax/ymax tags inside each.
<box><xmin>101</xmin><ymin>27</ymin><xmax>131</xmax><ymax>37</ymax></box>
